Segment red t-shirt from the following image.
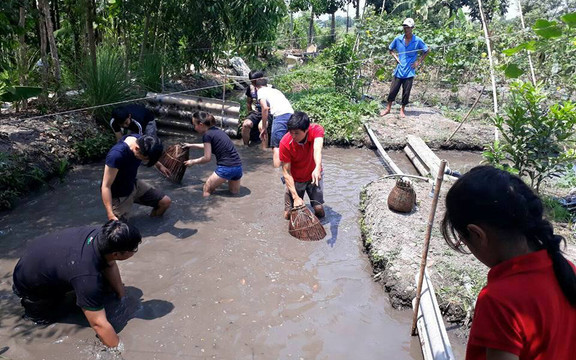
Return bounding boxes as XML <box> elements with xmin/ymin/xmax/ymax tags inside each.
<box><xmin>466</xmin><ymin>250</ymin><xmax>576</xmax><ymax>360</ymax></box>
<box><xmin>279</xmin><ymin>123</ymin><xmax>324</xmax><ymax>182</ymax></box>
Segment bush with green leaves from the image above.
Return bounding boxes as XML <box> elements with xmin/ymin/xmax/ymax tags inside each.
<box><xmin>136</xmin><ymin>53</ymin><xmax>163</xmax><ymax>93</ymax></box>
<box><xmin>73</xmin><ymin>132</ymin><xmax>116</xmax><ymax>164</ymax></box>
<box><xmin>288</xmin><ymin>89</ymin><xmax>379</xmax><ymax>144</ymax></box>
<box><xmin>321</xmin><ymin>34</ymin><xmax>362</xmax><ymax>98</ymax></box>
<box><xmin>275</xmin><ymin>62</ymin><xmax>379</xmax><ymax>143</ymax></box>
<box><xmin>483</xmin><ymin>81</ymin><xmax>576</xmax><ymax>192</ymax></box>
<box><xmin>80</xmin><ymin>45</ymin><xmax>133</xmax><ymax>119</ymax></box>
<box><xmin>273</xmin><ymin>63</ymin><xmax>334</xmax><ymax>93</ymax></box>
<box><xmin>501</xmin><ymin>12</ymin><xmax>576</xmax><ymax>97</ymax></box>
<box><xmin>0</xmin><ymin>152</ymin><xmax>48</xmax><ymax>210</ymax></box>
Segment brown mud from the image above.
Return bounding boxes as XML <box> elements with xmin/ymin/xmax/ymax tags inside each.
<box><xmin>0</xmin><ymin>144</ymin><xmax>442</xmax><ymax>360</ymax></box>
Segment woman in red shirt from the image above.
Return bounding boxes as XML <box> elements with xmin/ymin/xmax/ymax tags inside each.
<box><xmin>441</xmin><ymin>166</ymin><xmax>576</xmax><ymax>360</ymax></box>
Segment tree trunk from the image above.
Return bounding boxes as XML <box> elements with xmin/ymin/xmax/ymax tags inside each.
<box><xmin>308</xmin><ymin>10</ymin><xmax>314</xmax><ymax>46</ymax></box>
<box><xmin>50</xmin><ymin>0</ymin><xmax>59</xmax><ymax>30</ymax></box>
<box><xmin>355</xmin><ymin>0</ymin><xmax>360</xmax><ymax>19</ymax></box>
<box><xmin>331</xmin><ymin>12</ymin><xmax>336</xmax><ymax>43</ymax></box>
<box><xmin>139</xmin><ymin>0</ymin><xmax>152</xmax><ymax>62</ymax></box>
<box><xmin>152</xmin><ymin>0</ymin><xmax>163</xmax><ymax>54</ymax></box>
<box><xmin>18</xmin><ymin>3</ymin><xmax>27</xmax><ymax>86</ymax></box>
<box><xmin>37</xmin><ymin>0</ymin><xmax>49</xmax><ymax>103</ymax></box>
<box><xmin>346</xmin><ymin>2</ymin><xmax>350</xmax><ymax>33</ymax></box>
<box><xmin>54</xmin><ymin>0</ymin><xmax>60</xmax><ymax>30</ymax></box>
<box><xmin>290</xmin><ymin>12</ymin><xmax>294</xmax><ymax>47</ymax></box>
<box><xmin>39</xmin><ymin>0</ymin><xmax>61</xmax><ymax>87</ymax></box>
<box><xmin>86</xmin><ymin>0</ymin><xmax>97</xmax><ymax>75</ymax></box>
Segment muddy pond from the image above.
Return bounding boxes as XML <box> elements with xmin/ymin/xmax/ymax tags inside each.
<box><xmin>0</xmin><ymin>142</ymin><xmax>432</xmax><ymax>360</ymax></box>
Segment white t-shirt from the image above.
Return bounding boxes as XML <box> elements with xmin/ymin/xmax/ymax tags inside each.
<box><xmin>257</xmin><ymin>87</ymin><xmax>294</xmax><ymax>117</ymax></box>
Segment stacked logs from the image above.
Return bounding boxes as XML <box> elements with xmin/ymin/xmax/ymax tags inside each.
<box><xmin>146</xmin><ymin>92</ymin><xmax>240</xmax><ymax>138</ymax></box>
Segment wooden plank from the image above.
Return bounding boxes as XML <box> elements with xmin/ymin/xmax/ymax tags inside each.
<box><xmin>406</xmin><ymin>135</ymin><xmax>457</xmax><ymax>181</ymax></box>
<box><xmin>363</xmin><ymin>123</ymin><xmax>404</xmax><ymax>175</ymax></box>
<box><xmin>413</xmin><ymin>270</ymin><xmax>456</xmax><ymax>360</ymax></box>
<box><xmin>404</xmin><ymin>145</ymin><xmax>429</xmax><ymax>176</ymax></box>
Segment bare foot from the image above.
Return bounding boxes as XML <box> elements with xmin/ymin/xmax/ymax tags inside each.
<box><xmin>399</xmin><ymin>111</ymin><xmax>406</xmax><ymax>118</ymax></box>
<box><xmin>380</xmin><ymin>108</ymin><xmax>391</xmax><ymax>116</ymax></box>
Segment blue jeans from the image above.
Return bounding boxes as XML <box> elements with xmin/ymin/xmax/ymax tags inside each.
<box><xmin>270</xmin><ymin>113</ymin><xmax>293</xmax><ymax>148</ymax></box>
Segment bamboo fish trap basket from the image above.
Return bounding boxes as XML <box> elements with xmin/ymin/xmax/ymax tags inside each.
<box><xmin>157</xmin><ymin>144</ymin><xmax>189</xmax><ymax>183</ymax></box>
<box><xmin>387</xmin><ymin>178</ymin><xmax>416</xmax><ymax>213</ymax></box>
<box><xmin>288</xmin><ymin>205</ymin><xmax>327</xmax><ymax>241</ymax></box>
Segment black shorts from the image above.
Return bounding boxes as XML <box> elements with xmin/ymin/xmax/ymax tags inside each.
<box><xmin>13</xmin><ymin>284</ymin><xmax>67</xmax><ymax>324</ymax></box>
<box><xmin>284</xmin><ymin>177</ymin><xmax>325</xmax><ymax>211</ymax></box>
<box><xmin>246</xmin><ymin>112</ymin><xmax>262</xmax><ymax>142</ymax></box>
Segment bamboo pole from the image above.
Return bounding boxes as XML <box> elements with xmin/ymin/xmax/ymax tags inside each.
<box><xmin>516</xmin><ymin>0</ymin><xmax>537</xmax><ymax>85</ymax></box>
<box><xmin>221</xmin><ymin>73</ymin><xmax>227</xmax><ymax>128</ymax></box>
<box><xmin>444</xmin><ymin>86</ymin><xmax>485</xmax><ymax>145</ymax></box>
<box><xmin>411</xmin><ymin>160</ymin><xmax>447</xmax><ymax>336</ymax></box>
<box><xmin>477</xmin><ymin>0</ymin><xmax>498</xmax><ymax>116</ymax></box>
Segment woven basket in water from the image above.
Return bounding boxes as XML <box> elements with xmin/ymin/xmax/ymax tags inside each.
<box><xmin>157</xmin><ymin>144</ymin><xmax>189</xmax><ymax>183</ymax></box>
<box><xmin>288</xmin><ymin>205</ymin><xmax>326</xmax><ymax>241</ymax></box>
<box><xmin>387</xmin><ymin>178</ymin><xmax>416</xmax><ymax>213</ymax></box>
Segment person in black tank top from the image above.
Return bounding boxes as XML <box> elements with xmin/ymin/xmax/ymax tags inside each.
<box><xmin>182</xmin><ymin>111</ymin><xmax>243</xmax><ymax>197</ymax></box>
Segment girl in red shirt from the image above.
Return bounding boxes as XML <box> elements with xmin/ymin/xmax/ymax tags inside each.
<box><xmin>441</xmin><ymin>166</ymin><xmax>576</xmax><ymax>360</ymax></box>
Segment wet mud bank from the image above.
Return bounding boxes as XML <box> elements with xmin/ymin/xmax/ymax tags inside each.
<box><xmin>359</xmin><ymin>173</ymin><xmax>576</xmax><ymax>342</ymax></box>
<box><xmin>359</xmin><ymin>178</ymin><xmax>485</xmax><ymax>322</ymax></box>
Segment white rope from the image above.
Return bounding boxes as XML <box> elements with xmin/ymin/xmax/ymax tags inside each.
<box><xmin>15</xmin><ymin>31</ymin><xmax>517</xmax><ymax>122</ymax></box>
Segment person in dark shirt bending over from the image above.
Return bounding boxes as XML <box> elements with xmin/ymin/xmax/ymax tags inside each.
<box><xmin>182</xmin><ymin>111</ymin><xmax>243</xmax><ymax>197</ymax></box>
<box><xmin>110</xmin><ymin>104</ymin><xmax>157</xmax><ymax>141</ymax></box>
<box><xmin>12</xmin><ymin>220</ymin><xmax>142</xmax><ymax>348</ymax></box>
<box><xmin>101</xmin><ymin>134</ymin><xmax>171</xmax><ymax>221</ymax></box>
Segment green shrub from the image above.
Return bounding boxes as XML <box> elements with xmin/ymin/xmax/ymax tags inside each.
<box><xmin>136</xmin><ymin>53</ymin><xmax>163</xmax><ymax>93</ymax></box>
<box><xmin>483</xmin><ymin>81</ymin><xmax>576</xmax><ymax>192</ymax></box>
<box><xmin>321</xmin><ymin>35</ymin><xmax>362</xmax><ymax>98</ymax></box>
<box><xmin>0</xmin><ymin>153</ymin><xmax>48</xmax><ymax>210</ymax></box>
<box><xmin>557</xmin><ymin>167</ymin><xmax>576</xmax><ymax>189</ymax></box>
<box><xmin>274</xmin><ymin>64</ymin><xmax>333</xmax><ymax>93</ymax></box>
<box><xmin>80</xmin><ymin>46</ymin><xmax>133</xmax><ymax>119</ymax></box>
<box><xmin>73</xmin><ymin>132</ymin><xmax>115</xmax><ymax>163</ymax></box>
<box><xmin>541</xmin><ymin>195</ymin><xmax>573</xmax><ymax>223</ymax></box>
<box><xmin>287</xmin><ymin>88</ymin><xmax>379</xmax><ymax>143</ymax></box>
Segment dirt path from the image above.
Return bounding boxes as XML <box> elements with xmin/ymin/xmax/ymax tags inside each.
<box><xmin>365</xmin><ymin>106</ymin><xmax>494</xmax><ymax>150</ymax></box>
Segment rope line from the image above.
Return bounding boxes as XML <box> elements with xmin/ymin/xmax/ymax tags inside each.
<box><xmin>13</xmin><ymin>31</ymin><xmax>524</xmax><ymax>122</ymax></box>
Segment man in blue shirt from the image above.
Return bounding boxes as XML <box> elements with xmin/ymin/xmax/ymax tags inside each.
<box><xmin>101</xmin><ymin>134</ymin><xmax>171</xmax><ymax>221</ymax></box>
<box><xmin>381</xmin><ymin>18</ymin><xmax>429</xmax><ymax>117</ymax></box>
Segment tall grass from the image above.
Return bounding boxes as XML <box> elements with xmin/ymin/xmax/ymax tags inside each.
<box><xmin>81</xmin><ymin>46</ymin><xmax>132</xmax><ymax>120</ymax></box>
<box><xmin>137</xmin><ymin>53</ymin><xmax>163</xmax><ymax>93</ymax></box>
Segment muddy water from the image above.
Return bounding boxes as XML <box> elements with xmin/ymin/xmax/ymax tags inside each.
<box><xmin>387</xmin><ymin>150</ymin><xmax>484</xmax><ymax>175</ymax></box>
<box><xmin>0</xmin><ymin>142</ymin><xmax>423</xmax><ymax>359</ymax></box>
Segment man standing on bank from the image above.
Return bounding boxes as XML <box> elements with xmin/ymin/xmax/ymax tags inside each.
<box><xmin>12</xmin><ymin>220</ymin><xmax>142</xmax><ymax>348</ymax></box>
<box><xmin>101</xmin><ymin>134</ymin><xmax>171</xmax><ymax>221</ymax></box>
<box><xmin>381</xmin><ymin>18</ymin><xmax>429</xmax><ymax>117</ymax></box>
<box><xmin>279</xmin><ymin>111</ymin><xmax>325</xmax><ymax>220</ymax></box>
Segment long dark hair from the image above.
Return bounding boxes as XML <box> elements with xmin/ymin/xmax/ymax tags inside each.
<box><xmin>441</xmin><ymin>165</ymin><xmax>576</xmax><ymax>306</ymax></box>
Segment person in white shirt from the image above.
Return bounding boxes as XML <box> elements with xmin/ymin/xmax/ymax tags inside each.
<box><xmin>255</xmin><ymin>78</ymin><xmax>294</xmax><ymax>167</ymax></box>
